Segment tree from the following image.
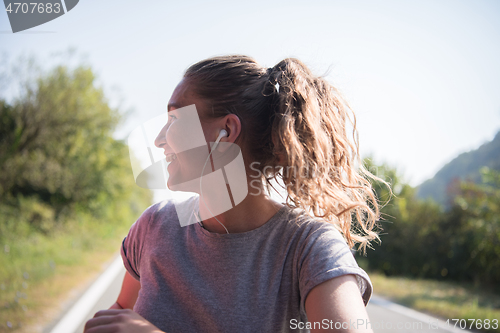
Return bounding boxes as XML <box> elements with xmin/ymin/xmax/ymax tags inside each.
<box><xmin>447</xmin><ymin>168</ymin><xmax>500</xmax><ymax>285</ymax></box>
<box><xmin>363</xmin><ymin>158</ymin><xmax>445</xmax><ymax>277</ymax></box>
<box><xmin>0</xmin><ymin>59</ymin><xmax>151</xmax><ymax>231</ymax></box>
<box><xmin>364</xmin><ymin>157</ymin><xmax>499</xmax><ymax>287</ymax></box>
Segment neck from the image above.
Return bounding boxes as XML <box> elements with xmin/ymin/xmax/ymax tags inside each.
<box><xmin>198</xmin><ymin>183</ymin><xmax>284</xmax><ymax>234</ymax></box>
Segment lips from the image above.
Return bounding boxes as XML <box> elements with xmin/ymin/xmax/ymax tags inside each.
<box><xmin>165</xmin><ymin>153</ymin><xmax>177</xmax><ymax>163</ymax></box>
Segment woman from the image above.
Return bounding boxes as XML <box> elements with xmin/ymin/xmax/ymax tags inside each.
<box><xmin>84</xmin><ymin>55</ymin><xmax>382</xmax><ymax>333</ymax></box>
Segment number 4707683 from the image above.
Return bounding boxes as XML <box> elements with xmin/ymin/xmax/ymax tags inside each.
<box><xmin>5</xmin><ymin>2</ymin><xmax>61</xmax><ymax>14</ymax></box>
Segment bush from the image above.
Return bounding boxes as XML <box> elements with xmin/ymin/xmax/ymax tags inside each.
<box><xmin>0</xmin><ymin>59</ymin><xmax>152</xmax><ymax>233</ymax></box>
<box><xmin>364</xmin><ymin>160</ymin><xmax>499</xmax><ymax>290</ymax></box>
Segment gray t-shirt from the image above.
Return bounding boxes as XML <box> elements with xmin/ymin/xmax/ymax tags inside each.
<box><xmin>120</xmin><ymin>199</ymin><xmax>373</xmax><ymax>333</ymax></box>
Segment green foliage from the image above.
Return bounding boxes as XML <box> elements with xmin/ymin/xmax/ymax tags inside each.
<box><xmin>0</xmin><ymin>61</ymin><xmax>152</xmax><ymax>228</ymax></box>
<box><xmin>364</xmin><ymin>159</ymin><xmax>442</xmax><ymax>276</ymax></box>
<box><xmin>365</xmin><ymin>158</ymin><xmax>500</xmax><ymax>290</ymax></box>
<box><xmin>447</xmin><ymin>167</ymin><xmax>500</xmax><ymax>285</ymax></box>
<box><xmin>0</xmin><ymin>56</ymin><xmax>152</xmax><ymax>330</ymax></box>
<box><xmin>0</xmin><ymin>195</ymin><xmax>143</xmax><ymax>331</ymax></box>
<box><xmin>2</xmin><ymin>65</ymin><xmax>112</xmax><ymax>211</ymax></box>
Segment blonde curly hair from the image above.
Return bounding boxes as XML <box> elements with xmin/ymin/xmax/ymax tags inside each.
<box><xmin>185</xmin><ymin>55</ymin><xmax>386</xmax><ymax>253</ymax></box>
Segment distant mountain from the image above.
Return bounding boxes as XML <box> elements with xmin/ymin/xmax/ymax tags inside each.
<box><xmin>416</xmin><ymin>130</ymin><xmax>500</xmax><ymax>207</ymax></box>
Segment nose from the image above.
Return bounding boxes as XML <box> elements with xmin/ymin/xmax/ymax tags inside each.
<box><xmin>154</xmin><ymin>123</ymin><xmax>169</xmax><ymax>148</ymax></box>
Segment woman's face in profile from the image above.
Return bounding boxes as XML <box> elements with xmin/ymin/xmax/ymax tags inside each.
<box><xmin>155</xmin><ymin>79</ymin><xmax>220</xmax><ymax>192</ymax></box>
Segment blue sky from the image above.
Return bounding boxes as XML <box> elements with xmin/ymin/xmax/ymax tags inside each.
<box><xmin>1</xmin><ymin>0</ymin><xmax>500</xmax><ymax>188</ymax></box>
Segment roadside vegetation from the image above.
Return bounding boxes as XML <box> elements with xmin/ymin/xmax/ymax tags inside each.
<box><xmin>0</xmin><ymin>57</ymin><xmax>152</xmax><ymax>332</ymax></box>
<box><xmin>361</xmin><ymin>160</ymin><xmax>500</xmax><ymax>332</ymax></box>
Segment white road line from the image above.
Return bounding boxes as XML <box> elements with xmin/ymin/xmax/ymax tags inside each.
<box><xmin>49</xmin><ymin>255</ymin><xmax>123</xmax><ymax>333</ymax></box>
<box><xmin>370</xmin><ymin>295</ymin><xmax>472</xmax><ymax>333</ymax></box>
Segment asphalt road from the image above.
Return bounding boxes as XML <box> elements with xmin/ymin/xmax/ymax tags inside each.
<box><xmin>69</xmin><ymin>268</ymin><xmax>125</xmax><ymax>333</ymax></box>
<box><xmin>44</xmin><ymin>260</ymin><xmax>470</xmax><ymax>333</ymax></box>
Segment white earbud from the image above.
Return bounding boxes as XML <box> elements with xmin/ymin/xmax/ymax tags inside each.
<box><xmin>217</xmin><ymin>129</ymin><xmax>228</xmax><ymax>141</ymax></box>
<box><xmin>212</xmin><ymin>129</ymin><xmax>228</xmax><ymax>151</ymax></box>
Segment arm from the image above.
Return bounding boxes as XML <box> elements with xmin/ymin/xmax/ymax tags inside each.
<box><xmin>85</xmin><ymin>272</ymin><xmax>164</xmax><ymax>332</ymax></box>
<box><xmin>109</xmin><ymin>271</ymin><xmax>141</xmax><ymax>310</ymax></box>
<box><xmin>305</xmin><ymin>274</ymin><xmax>373</xmax><ymax>333</ymax></box>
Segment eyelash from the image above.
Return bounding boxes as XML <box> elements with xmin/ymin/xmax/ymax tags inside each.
<box><xmin>168</xmin><ymin>114</ymin><xmax>177</xmax><ymax>120</ymax></box>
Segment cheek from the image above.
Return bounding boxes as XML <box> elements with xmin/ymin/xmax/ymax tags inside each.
<box><xmin>165</xmin><ymin>122</ymin><xmax>183</xmax><ymax>153</ymax></box>
<box><xmin>166</xmin><ymin>117</ymin><xmax>211</xmax><ymax>154</ymax></box>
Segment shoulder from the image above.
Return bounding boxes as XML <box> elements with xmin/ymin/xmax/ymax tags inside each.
<box><xmin>282</xmin><ymin>208</ymin><xmax>373</xmax><ymax>306</ymax></box>
<box><xmin>283</xmin><ymin>208</ymin><xmax>356</xmax><ymax>267</ymax></box>
<box><xmin>273</xmin><ymin>207</ymin><xmax>357</xmax><ymax>269</ymax></box>
<box><xmin>137</xmin><ymin>196</ymin><xmax>202</xmax><ymax>230</ymax></box>
<box><xmin>148</xmin><ymin>199</ymin><xmax>177</xmax><ymax>217</ymax></box>
<box><xmin>132</xmin><ymin>199</ymin><xmax>178</xmax><ymax>231</ymax></box>
<box><xmin>277</xmin><ymin>207</ymin><xmax>347</xmax><ymax>248</ymax></box>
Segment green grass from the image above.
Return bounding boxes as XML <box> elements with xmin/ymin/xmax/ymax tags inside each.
<box><xmin>0</xmin><ymin>206</ymin><xmax>141</xmax><ymax>332</ymax></box>
<box><xmin>365</xmin><ymin>269</ymin><xmax>500</xmax><ymax>332</ymax></box>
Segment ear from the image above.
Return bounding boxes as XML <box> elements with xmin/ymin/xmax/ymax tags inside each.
<box><xmin>218</xmin><ymin>114</ymin><xmax>241</xmax><ymax>152</ymax></box>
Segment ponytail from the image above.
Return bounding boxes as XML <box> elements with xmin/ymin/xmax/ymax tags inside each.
<box><xmin>267</xmin><ymin>59</ymin><xmax>384</xmax><ymax>253</ymax></box>
<box><xmin>184</xmin><ymin>55</ymin><xmax>387</xmax><ymax>253</ymax></box>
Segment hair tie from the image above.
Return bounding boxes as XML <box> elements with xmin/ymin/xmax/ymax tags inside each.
<box><xmin>266</xmin><ymin>67</ymin><xmax>280</xmax><ymax>93</ymax></box>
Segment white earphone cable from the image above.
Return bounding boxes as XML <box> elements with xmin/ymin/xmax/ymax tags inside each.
<box><xmin>198</xmin><ymin>132</ymin><xmax>229</xmax><ymax>234</ymax></box>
